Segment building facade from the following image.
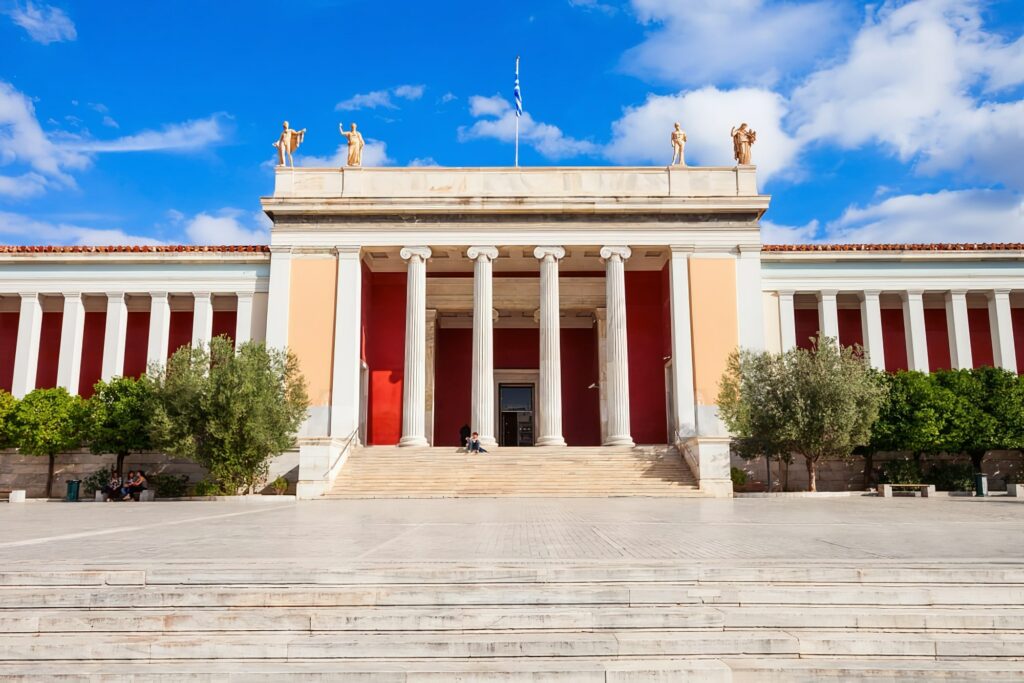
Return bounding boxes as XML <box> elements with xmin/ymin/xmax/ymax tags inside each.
<box><xmin>0</xmin><ymin>166</ymin><xmax>1021</xmax><ymax>496</ymax></box>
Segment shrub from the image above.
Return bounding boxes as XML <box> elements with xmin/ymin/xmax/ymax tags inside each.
<box><xmin>926</xmin><ymin>461</ymin><xmax>974</xmax><ymax>492</ymax></box>
<box><xmin>148</xmin><ymin>472</ymin><xmax>189</xmax><ymax>498</ymax></box>
<box><xmin>879</xmin><ymin>458</ymin><xmax>923</xmax><ymax>484</ymax></box>
<box><xmin>82</xmin><ymin>467</ymin><xmax>112</xmax><ymax>496</ymax></box>
<box><xmin>271</xmin><ymin>475</ymin><xmax>289</xmax><ymax>495</ymax></box>
<box><xmin>192</xmin><ymin>479</ymin><xmax>225</xmax><ymax>497</ymax></box>
<box><xmin>730</xmin><ymin>467</ymin><xmax>748</xmax><ymax>487</ymax></box>
<box><xmin>0</xmin><ymin>390</ymin><xmax>16</xmax><ymax>448</ymax></box>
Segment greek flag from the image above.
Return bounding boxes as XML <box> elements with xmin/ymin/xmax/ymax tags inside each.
<box><xmin>514</xmin><ymin>56</ymin><xmax>523</xmax><ymax>117</ymax></box>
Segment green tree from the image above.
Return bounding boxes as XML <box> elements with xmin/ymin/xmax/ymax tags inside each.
<box><xmin>10</xmin><ymin>388</ymin><xmax>86</xmax><ymax>498</ymax></box>
<box><xmin>719</xmin><ymin>335</ymin><xmax>886</xmax><ymax>492</ymax></box>
<box><xmin>932</xmin><ymin>367</ymin><xmax>1024</xmax><ymax>472</ymax></box>
<box><xmin>0</xmin><ymin>390</ymin><xmax>17</xmax><ymax>448</ymax></box>
<box><xmin>151</xmin><ymin>337</ymin><xmax>309</xmax><ymax>493</ymax></box>
<box><xmin>86</xmin><ymin>376</ymin><xmax>158</xmax><ymax>477</ymax></box>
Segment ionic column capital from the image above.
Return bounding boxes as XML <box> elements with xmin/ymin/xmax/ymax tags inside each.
<box><xmin>600</xmin><ymin>245</ymin><xmax>632</xmax><ymax>262</ymax></box>
<box><xmin>400</xmin><ymin>246</ymin><xmax>432</xmax><ymax>262</ymax></box>
<box><xmin>533</xmin><ymin>246</ymin><xmax>565</xmax><ymax>261</ymax></box>
<box><xmin>467</xmin><ymin>246</ymin><xmax>499</xmax><ymax>262</ymax></box>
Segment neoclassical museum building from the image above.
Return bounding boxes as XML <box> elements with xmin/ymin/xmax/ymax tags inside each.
<box><xmin>1</xmin><ymin>165</ymin><xmax>1022</xmax><ymax>496</ymax></box>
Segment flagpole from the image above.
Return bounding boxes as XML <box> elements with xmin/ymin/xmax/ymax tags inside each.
<box><xmin>515</xmin><ymin>116</ymin><xmax>519</xmax><ymax>168</ymax></box>
<box><xmin>514</xmin><ymin>55</ymin><xmax>520</xmax><ymax>168</ymax></box>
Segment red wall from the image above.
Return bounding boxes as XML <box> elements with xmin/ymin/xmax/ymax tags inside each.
<box><xmin>924</xmin><ymin>308</ymin><xmax>951</xmax><ymax>371</ymax></box>
<box><xmin>212</xmin><ymin>310</ymin><xmax>237</xmax><ymax>346</ymax></box>
<box><xmin>78</xmin><ymin>311</ymin><xmax>106</xmax><ymax>397</ymax></box>
<box><xmin>881</xmin><ymin>309</ymin><xmax>908</xmax><ymax>371</ymax></box>
<box><xmin>0</xmin><ymin>312</ymin><xmax>18</xmax><ymax>393</ymax></box>
<box><xmin>968</xmin><ymin>307</ymin><xmax>994</xmax><ymax>367</ymax></box>
<box><xmin>794</xmin><ymin>309</ymin><xmax>818</xmax><ymax>350</ymax></box>
<box><xmin>1013</xmin><ymin>307</ymin><xmax>1024</xmax><ymax>373</ymax></box>
<box><xmin>495</xmin><ymin>328</ymin><xmax>538</xmax><ymax>369</ymax></box>
<box><xmin>625</xmin><ymin>271</ymin><xmax>667</xmax><ymax>444</ymax></box>
<box><xmin>167</xmin><ymin>311</ymin><xmax>192</xmax><ymax>358</ymax></box>
<box><xmin>35</xmin><ymin>312</ymin><xmax>61</xmax><ymax>389</ymax></box>
<box><xmin>561</xmin><ymin>327</ymin><xmax>601</xmax><ymax>446</ymax></box>
<box><xmin>837</xmin><ymin>308</ymin><xmax>863</xmax><ymax>348</ymax></box>
<box><xmin>433</xmin><ymin>327</ymin><xmax>471</xmax><ymax>447</ymax></box>
<box><xmin>123</xmin><ymin>311</ymin><xmax>150</xmax><ymax>378</ymax></box>
<box><xmin>364</xmin><ymin>272</ymin><xmax>406</xmax><ymax>445</ymax></box>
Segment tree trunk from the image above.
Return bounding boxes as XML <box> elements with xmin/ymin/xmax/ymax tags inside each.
<box><xmin>116</xmin><ymin>453</ymin><xmax>127</xmax><ymax>479</ymax></box>
<box><xmin>970</xmin><ymin>450</ymin><xmax>986</xmax><ymax>474</ymax></box>
<box><xmin>45</xmin><ymin>454</ymin><xmax>55</xmax><ymax>498</ymax></box>
<box><xmin>862</xmin><ymin>452</ymin><xmax>875</xmax><ymax>489</ymax></box>
<box><xmin>805</xmin><ymin>455</ymin><xmax>817</xmax><ymax>492</ymax></box>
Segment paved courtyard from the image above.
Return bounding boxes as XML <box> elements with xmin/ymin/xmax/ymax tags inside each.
<box><xmin>1</xmin><ymin>496</ymin><xmax>1022</xmax><ymax>567</ymax></box>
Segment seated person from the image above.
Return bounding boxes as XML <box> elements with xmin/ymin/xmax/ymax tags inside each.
<box><xmin>122</xmin><ymin>471</ymin><xmax>149</xmax><ymax>501</ymax></box>
<box><xmin>468</xmin><ymin>431</ymin><xmax>487</xmax><ymax>454</ymax></box>
<box><xmin>101</xmin><ymin>472</ymin><xmax>122</xmax><ymax>501</ymax></box>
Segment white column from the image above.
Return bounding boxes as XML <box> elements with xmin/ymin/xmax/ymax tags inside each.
<box><xmin>901</xmin><ymin>290</ymin><xmax>929</xmax><ymax>372</ymax></box>
<box><xmin>860</xmin><ymin>290</ymin><xmax>886</xmax><ymax>371</ymax></box>
<box><xmin>234</xmin><ymin>292</ymin><xmax>254</xmax><ymax>346</ymax></box>
<box><xmin>330</xmin><ymin>247</ymin><xmax>363</xmax><ymax>439</ymax></box>
<box><xmin>736</xmin><ymin>246</ymin><xmax>765</xmax><ymax>350</ymax></box>
<box><xmin>778</xmin><ymin>291</ymin><xmax>796</xmax><ymax>351</ymax></box>
<box><xmin>191</xmin><ymin>293</ymin><xmax>214</xmax><ymax>347</ymax></box>
<box><xmin>668</xmin><ymin>246</ymin><xmax>696</xmax><ymax>441</ymax></box>
<box><xmin>534</xmin><ymin>246</ymin><xmax>566</xmax><ymax>447</ymax></box>
<box><xmin>265</xmin><ymin>246</ymin><xmax>293</xmax><ymax>350</ymax></box>
<box><xmin>399</xmin><ymin>246</ymin><xmax>431</xmax><ymax>447</ymax></box>
<box><xmin>988</xmin><ymin>289</ymin><xmax>1018</xmax><ymax>373</ymax></box>
<box><xmin>101</xmin><ymin>292</ymin><xmax>128</xmax><ymax>381</ymax></box>
<box><xmin>146</xmin><ymin>292</ymin><xmax>171</xmax><ymax>369</ymax></box>
<box><xmin>595</xmin><ymin>308</ymin><xmax>608</xmax><ymax>444</ymax></box>
<box><xmin>600</xmin><ymin>246</ymin><xmax>634</xmax><ymax>447</ymax></box>
<box><xmin>56</xmin><ymin>293</ymin><xmax>86</xmax><ymax>395</ymax></box>
<box><xmin>425</xmin><ymin>309</ymin><xmax>437</xmax><ymax>445</ymax></box>
<box><xmin>945</xmin><ymin>290</ymin><xmax>973</xmax><ymax>370</ymax></box>
<box><xmin>817</xmin><ymin>290</ymin><xmax>839</xmax><ymax>344</ymax></box>
<box><xmin>11</xmin><ymin>293</ymin><xmax>42</xmax><ymax>398</ymax></box>
<box><xmin>468</xmin><ymin>246</ymin><xmax>499</xmax><ymax>447</ymax></box>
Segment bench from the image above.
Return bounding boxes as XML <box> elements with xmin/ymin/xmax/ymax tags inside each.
<box><xmin>878</xmin><ymin>483</ymin><xmax>936</xmax><ymax>498</ymax></box>
<box><xmin>95</xmin><ymin>489</ymin><xmax>155</xmax><ymax>502</ymax></box>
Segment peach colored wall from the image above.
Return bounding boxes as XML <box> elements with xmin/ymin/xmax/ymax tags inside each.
<box><xmin>689</xmin><ymin>258</ymin><xmax>738</xmax><ymax>406</ymax></box>
<box><xmin>288</xmin><ymin>256</ymin><xmax>337</xmax><ymax>407</ymax></box>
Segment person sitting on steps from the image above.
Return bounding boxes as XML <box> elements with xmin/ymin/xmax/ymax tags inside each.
<box><xmin>121</xmin><ymin>470</ymin><xmax>149</xmax><ymax>501</ymax></box>
<box><xmin>101</xmin><ymin>471</ymin><xmax>122</xmax><ymax>501</ymax></box>
<box><xmin>468</xmin><ymin>432</ymin><xmax>487</xmax><ymax>454</ymax></box>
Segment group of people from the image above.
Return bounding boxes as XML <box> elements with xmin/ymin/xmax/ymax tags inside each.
<box><xmin>459</xmin><ymin>425</ymin><xmax>487</xmax><ymax>454</ymax></box>
<box><xmin>101</xmin><ymin>470</ymin><xmax>149</xmax><ymax>501</ymax></box>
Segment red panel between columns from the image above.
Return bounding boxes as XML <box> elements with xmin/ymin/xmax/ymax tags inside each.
<box><xmin>122</xmin><ymin>311</ymin><xmax>150</xmax><ymax>378</ymax></box>
<box><xmin>35</xmin><ymin>311</ymin><xmax>61</xmax><ymax>390</ymax></box>
<box><xmin>211</xmin><ymin>310</ymin><xmax>237</xmax><ymax>347</ymax></box>
<box><xmin>1013</xmin><ymin>307</ymin><xmax>1024</xmax><ymax>373</ymax></box>
<box><xmin>432</xmin><ymin>327</ymin><xmax>471</xmax><ymax>447</ymax></box>
<box><xmin>923</xmin><ymin>308</ymin><xmax>951</xmax><ymax>371</ymax></box>
<box><xmin>561</xmin><ymin>327</ymin><xmax>600</xmax><ymax>446</ymax></box>
<box><xmin>794</xmin><ymin>309</ymin><xmax>818</xmax><ymax>350</ymax></box>
<box><xmin>78</xmin><ymin>311</ymin><xmax>106</xmax><ymax>396</ymax></box>
<box><xmin>167</xmin><ymin>311</ymin><xmax>192</xmax><ymax>358</ymax></box>
<box><xmin>625</xmin><ymin>271</ymin><xmax>667</xmax><ymax>445</ymax></box>
<box><xmin>0</xmin><ymin>312</ymin><xmax>18</xmax><ymax>394</ymax></box>
<box><xmin>881</xmin><ymin>309</ymin><xmax>908</xmax><ymax>371</ymax></box>
<box><xmin>365</xmin><ymin>272</ymin><xmax>406</xmax><ymax>445</ymax></box>
<box><xmin>968</xmin><ymin>307</ymin><xmax>994</xmax><ymax>368</ymax></box>
<box><xmin>837</xmin><ymin>308</ymin><xmax>863</xmax><ymax>348</ymax></box>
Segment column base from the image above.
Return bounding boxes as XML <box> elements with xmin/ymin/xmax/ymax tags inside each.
<box><xmin>535</xmin><ymin>436</ymin><xmax>566</xmax><ymax>447</ymax></box>
<box><xmin>398</xmin><ymin>435</ymin><xmax>429</xmax><ymax>448</ymax></box>
<box><xmin>602</xmin><ymin>435</ymin><xmax>635</xmax><ymax>447</ymax></box>
<box><xmin>477</xmin><ymin>436</ymin><xmax>498</xmax><ymax>448</ymax></box>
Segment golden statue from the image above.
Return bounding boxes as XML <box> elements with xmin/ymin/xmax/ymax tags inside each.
<box><xmin>670</xmin><ymin>122</ymin><xmax>687</xmax><ymax>166</ymax></box>
<box><xmin>338</xmin><ymin>122</ymin><xmax>365</xmax><ymax>167</ymax></box>
<box><xmin>272</xmin><ymin>121</ymin><xmax>305</xmax><ymax>167</ymax></box>
<box><xmin>730</xmin><ymin>123</ymin><xmax>757</xmax><ymax>165</ymax></box>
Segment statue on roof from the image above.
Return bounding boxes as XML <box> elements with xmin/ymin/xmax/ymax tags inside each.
<box><xmin>731</xmin><ymin>123</ymin><xmax>756</xmax><ymax>165</ymax></box>
<box><xmin>339</xmin><ymin>122</ymin><xmax>365</xmax><ymax>167</ymax></box>
<box><xmin>272</xmin><ymin>121</ymin><xmax>306</xmax><ymax>167</ymax></box>
<box><xmin>670</xmin><ymin>122</ymin><xmax>687</xmax><ymax>166</ymax></box>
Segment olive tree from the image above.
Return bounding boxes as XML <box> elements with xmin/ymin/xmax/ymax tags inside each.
<box><xmin>0</xmin><ymin>390</ymin><xmax>17</xmax><ymax>448</ymax></box>
<box><xmin>10</xmin><ymin>388</ymin><xmax>86</xmax><ymax>498</ymax></box>
<box><xmin>151</xmin><ymin>337</ymin><xmax>309</xmax><ymax>494</ymax></box>
<box><xmin>86</xmin><ymin>376</ymin><xmax>158</xmax><ymax>477</ymax></box>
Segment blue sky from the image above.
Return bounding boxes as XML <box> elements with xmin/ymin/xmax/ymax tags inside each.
<box><xmin>1</xmin><ymin>0</ymin><xmax>1022</xmax><ymax>245</ymax></box>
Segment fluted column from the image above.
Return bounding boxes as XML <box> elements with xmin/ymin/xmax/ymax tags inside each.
<box><xmin>399</xmin><ymin>246</ymin><xmax>431</xmax><ymax>447</ymax></box>
<box><xmin>778</xmin><ymin>291</ymin><xmax>796</xmax><ymax>351</ymax></box>
<box><xmin>901</xmin><ymin>290</ymin><xmax>929</xmax><ymax>372</ymax></box>
<box><xmin>11</xmin><ymin>293</ymin><xmax>42</xmax><ymax>398</ymax></box>
<box><xmin>56</xmin><ymin>293</ymin><xmax>86</xmax><ymax>394</ymax></box>
<box><xmin>147</xmin><ymin>293</ymin><xmax>171</xmax><ymax>369</ymax></box>
<box><xmin>860</xmin><ymin>291</ymin><xmax>886</xmax><ymax>371</ymax></box>
<box><xmin>988</xmin><ymin>289</ymin><xmax>1018</xmax><ymax>373</ymax></box>
<box><xmin>468</xmin><ymin>246</ymin><xmax>499</xmax><ymax>447</ymax></box>
<box><xmin>534</xmin><ymin>246</ymin><xmax>566</xmax><ymax>447</ymax></box>
<box><xmin>101</xmin><ymin>292</ymin><xmax>128</xmax><ymax>381</ymax></box>
<box><xmin>234</xmin><ymin>292</ymin><xmax>254</xmax><ymax>347</ymax></box>
<box><xmin>191</xmin><ymin>292</ymin><xmax>214</xmax><ymax>347</ymax></box>
<box><xmin>945</xmin><ymin>290</ymin><xmax>973</xmax><ymax>370</ymax></box>
<box><xmin>817</xmin><ymin>290</ymin><xmax>839</xmax><ymax>344</ymax></box>
<box><xmin>600</xmin><ymin>246</ymin><xmax>634</xmax><ymax>447</ymax></box>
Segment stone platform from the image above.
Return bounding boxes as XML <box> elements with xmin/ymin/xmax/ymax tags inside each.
<box><xmin>1</xmin><ymin>497</ymin><xmax>1022</xmax><ymax>680</ymax></box>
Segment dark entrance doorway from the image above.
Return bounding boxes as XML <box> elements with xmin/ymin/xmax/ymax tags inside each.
<box><xmin>498</xmin><ymin>384</ymin><xmax>534</xmax><ymax>446</ymax></box>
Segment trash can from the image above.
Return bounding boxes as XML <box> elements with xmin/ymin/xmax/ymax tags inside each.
<box><xmin>974</xmin><ymin>473</ymin><xmax>988</xmax><ymax>497</ymax></box>
<box><xmin>65</xmin><ymin>479</ymin><xmax>81</xmax><ymax>502</ymax></box>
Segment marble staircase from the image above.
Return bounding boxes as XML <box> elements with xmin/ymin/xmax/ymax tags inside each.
<box><xmin>0</xmin><ymin>562</ymin><xmax>1022</xmax><ymax>680</ymax></box>
<box><xmin>325</xmin><ymin>445</ymin><xmax>702</xmax><ymax>498</ymax></box>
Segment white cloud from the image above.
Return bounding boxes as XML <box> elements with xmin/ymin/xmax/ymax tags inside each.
<box><xmin>61</xmin><ymin>114</ymin><xmax>230</xmax><ymax>152</ymax></box>
<box><xmin>0</xmin><ymin>211</ymin><xmax>161</xmax><ymax>246</ymax></box>
<box><xmin>764</xmin><ymin>189</ymin><xmax>1024</xmax><ymax>244</ymax></box>
<box><xmin>568</xmin><ymin>0</ymin><xmax>618</xmax><ymax>16</ymax></box>
<box><xmin>459</xmin><ymin>95</ymin><xmax>600</xmax><ymax>160</ymax></box>
<box><xmin>101</xmin><ymin>115</ymin><xmax>119</xmax><ymax>129</ymax></box>
<box><xmin>439</xmin><ymin>92</ymin><xmax>457</xmax><ymax>104</ymax></box>
<box><xmin>296</xmin><ymin>139</ymin><xmax>394</xmax><ymax>167</ymax></box>
<box><xmin>177</xmin><ymin>209</ymin><xmax>270</xmax><ymax>245</ymax></box>
<box><xmin>622</xmin><ymin>0</ymin><xmax>845</xmax><ymax>86</ymax></box>
<box><xmin>408</xmin><ymin>157</ymin><xmax>440</xmax><ymax>167</ymax></box>
<box><xmin>605</xmin><ymin>86</ymin><xmax>799</xmax><ymax>182</ymax></box>
<box><xmin>8</xmin><ymin>1</ymin><xmax>76</xmax><ymax>44</ymax></box>
<box><xmin>335</xmin><ymin>84</ymin><xmax>426</xmax><ymax>111</ymax></box>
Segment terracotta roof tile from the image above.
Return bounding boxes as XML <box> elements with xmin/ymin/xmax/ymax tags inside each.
<box><xmin>0</xmin><ymin>245</ymin><xmax>270</xmax><ymax>254</ymax></box>
<box><xmin>762</xmin><ymin>243</ymin><xmax>1024</xmax><ymax>252</ymax></box>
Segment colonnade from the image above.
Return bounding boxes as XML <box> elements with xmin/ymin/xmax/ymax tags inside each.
<box><xmin>777</xmin><ymin>288</ymin><xmax>1019</xmax><ymax>373</ymax></box>
<box><xmin>397</xmin><ymin>245</ymin><xmax>636</xmax><ymax>448</ymax></box>
<box><xmin>7</xmin><ymin>291</ymin><xmax>255</xmax><ymax>398</ymax></box>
